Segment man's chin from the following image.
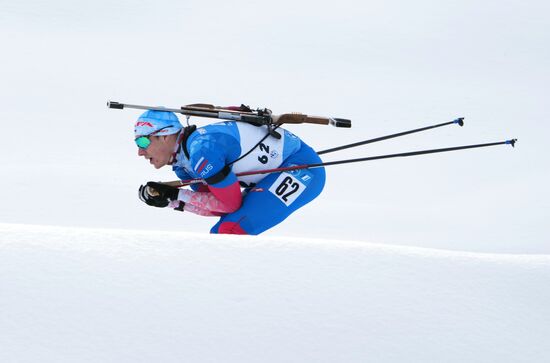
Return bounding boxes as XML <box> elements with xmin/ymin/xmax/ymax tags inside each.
<box><xmin>148</xmin><ymin>158</ymin><xmax>163</xmax><ymax>169</ymax></box>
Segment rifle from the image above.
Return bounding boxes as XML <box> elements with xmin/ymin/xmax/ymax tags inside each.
<box><xmin>107</xmin><ymin>101</ymin><xmax>352</xmax><ymax>130</ymax></box>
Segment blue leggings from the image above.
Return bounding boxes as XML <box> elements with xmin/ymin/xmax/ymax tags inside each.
<box><xmin>210</xmin><ymin>143</ymin><xmax>326</xmax><ymax>235</ymax></box>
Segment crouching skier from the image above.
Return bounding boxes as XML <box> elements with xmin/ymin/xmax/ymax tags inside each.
<box><xmin>135</xmin><ymin>109</ymin><xmax>325</xmax><ymax>235</ymax></box>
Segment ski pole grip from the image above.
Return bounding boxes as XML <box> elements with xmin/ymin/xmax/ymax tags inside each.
<box><xmin>146</xmin><ymin>185</ymin><xmax>160</xmax><ymax>197</ymax></box>
<box><xmin>107</xmin><ymin>101</ymin><xmax>124</xmax><ymax>109</ymax></box>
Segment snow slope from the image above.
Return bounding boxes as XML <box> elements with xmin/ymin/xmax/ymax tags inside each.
<box><xmin>1</xmin><ymin>223</ymin><xmax>549</xmax><ymax>363</ymax></box>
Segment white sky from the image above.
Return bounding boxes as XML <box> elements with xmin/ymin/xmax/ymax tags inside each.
<box><xmin>1</xmin><ymin>0</ymin><xmax>548</xmax><ymax>252</ymax></box>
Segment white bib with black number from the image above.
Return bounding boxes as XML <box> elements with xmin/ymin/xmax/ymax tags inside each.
<box><xmin>232</xmin><ymin>123</ymin><xmax>285</xmax><ymax>186</ymax></box>
<box><xmin>268</xmin><ymin>172</ymin><xmax>306</xmax><ymax>206</ymax></box>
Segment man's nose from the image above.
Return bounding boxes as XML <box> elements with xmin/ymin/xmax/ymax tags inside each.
<box><xmin>138</xmin><ymin>148</ymin><xmax>146</xmax><ymax>156</ymax></box>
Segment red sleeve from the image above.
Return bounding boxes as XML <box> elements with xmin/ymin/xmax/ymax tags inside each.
<box><xmin>207</xmin><ymin>180</ymin><xmax>242</xmax><ymax>213</ymax></box>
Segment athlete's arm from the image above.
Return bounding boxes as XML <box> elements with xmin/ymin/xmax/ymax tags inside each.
<box><xmin>183</xmin><ymin>135</ymin><xmax>243</xmax><ymax>214</ymax></box>
<box><xmin>174</xmin><ymin>186</ymin><xmax>240</xmax><ymax>214</ymax></box>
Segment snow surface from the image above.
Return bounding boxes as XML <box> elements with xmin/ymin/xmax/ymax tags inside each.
<box><xmin>2</xmin><ymin>223</ymin><xmax>549</xmax><ymax>363</ymax></box>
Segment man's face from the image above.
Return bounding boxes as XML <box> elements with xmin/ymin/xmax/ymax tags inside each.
<box><xmin>137</xmin><ymin>135</ymin><xmax>173</xmax><ymax>169</ymax></box>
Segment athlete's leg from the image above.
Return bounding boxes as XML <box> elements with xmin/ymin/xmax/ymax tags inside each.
<box><xmin>211</xmin><ymin>143</ymin><xmax>325</xmax><ymax>235</ymax></box>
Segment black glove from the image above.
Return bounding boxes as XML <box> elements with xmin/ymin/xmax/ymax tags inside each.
<box><xmin>138</xmin><ymin>182</ymin><xmax>180</xmax><ymax>208</ymax></box>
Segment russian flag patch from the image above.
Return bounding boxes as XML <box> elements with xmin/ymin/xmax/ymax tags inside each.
<box><xmin>194</xmin><ymin>157</ymin><xmax>209</xmax><ymax>173</ymax></box>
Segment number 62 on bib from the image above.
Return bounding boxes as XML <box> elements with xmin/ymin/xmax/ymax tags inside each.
<box><xmin>268</xmin><ymin>172</ymin><xmax>307</xmax><ymax>206</ymax></box>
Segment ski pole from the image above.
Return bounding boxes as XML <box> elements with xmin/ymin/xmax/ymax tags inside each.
<box><xmin>318</xmin><ymin>118</ymin><xmax>464</xmax><ymax>155</ymax></box>
<box><xmin>163</xmin><ymin>139</ymin><xmax>517</xmax><ymax>187</ymax></box>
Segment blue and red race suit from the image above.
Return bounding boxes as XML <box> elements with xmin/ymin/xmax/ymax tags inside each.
<box><xmin>171</xmin><ymin>121</ymin><xmax>325</xmax><ymax>235</ymax></box>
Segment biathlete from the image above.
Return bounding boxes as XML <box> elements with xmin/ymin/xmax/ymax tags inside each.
<box><xmin>135</xmin><ymin>109</ymin><xmax>325</xmax><ymax>235</ymax></box>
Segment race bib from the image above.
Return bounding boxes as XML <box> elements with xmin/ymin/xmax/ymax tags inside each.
<box><xmin>232</xmin><ymin>123</ymin><xmax>285</xmax><ymax>185</ymax></box>
<box><xmin>268</xmin><ymin>172</ymin><xmax>307</xmax><ymax>206</ymax></box>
